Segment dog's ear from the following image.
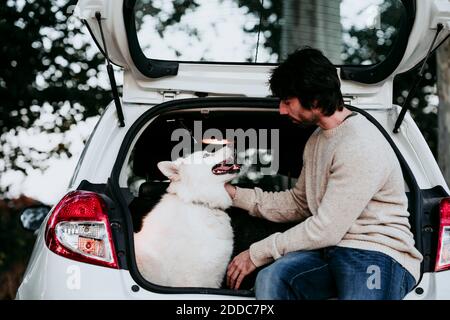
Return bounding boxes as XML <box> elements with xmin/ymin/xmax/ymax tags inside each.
<box><xmin>157</xmin><ymin>161</ymin><xmax>180</xmax><ymax>181</ymax></box>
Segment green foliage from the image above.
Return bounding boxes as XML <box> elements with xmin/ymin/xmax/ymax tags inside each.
<box><xmin>0</xmin><ymin>0</ymin><xmax>110</xmax><ymax>185</ymax></box>
<box><xmin>235</xmin><ymin>0</ymin><xmax>283</xmax><ymax>61</ymax></box>
<box><xmin>0</xmin><ymin>0</ymin><xmax>108</xmax><ymax>131</ymax></box>
<box><xmin>134</xmin><ymin>1</ymin><xmax>199</xmax><ymax>35</ymax></box>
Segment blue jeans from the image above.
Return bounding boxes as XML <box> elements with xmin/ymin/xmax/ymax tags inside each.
<box><xmin>255</xmin><ymin>247</ymin><xmax>416</xmax><ymax>300</ymax></box>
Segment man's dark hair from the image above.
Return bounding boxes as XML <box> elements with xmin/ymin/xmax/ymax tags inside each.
<box><xmin>269</xmin><ymin>47</ymin><xmax>344</xmax><ymax>116</ymax></box>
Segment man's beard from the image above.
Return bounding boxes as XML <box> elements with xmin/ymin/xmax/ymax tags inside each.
<box><xmin>296</xmin><ymin>121</ymin><xmax>317</xmax><ymax>128</ymax></box>
<box><xmin>291</xmin><ymin>114</ymin><xmax>319</xmax><ymax>128</ymax></box>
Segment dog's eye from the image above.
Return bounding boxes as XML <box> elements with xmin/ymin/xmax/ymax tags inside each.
<box><xmin>203</xmin><ymin>153</ymin><xmax>212</xmax><ymax>158</ymax></box>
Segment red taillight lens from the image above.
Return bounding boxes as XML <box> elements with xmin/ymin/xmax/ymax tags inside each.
<box><xmin>435</xmin><ymin>197</ymin><xmax>450</xmax><ymax>272</ymax></box>
<box><xmin>45</xmin><ymin>191</ymin><xmax>118</xmax><ymax>269</ymax></box>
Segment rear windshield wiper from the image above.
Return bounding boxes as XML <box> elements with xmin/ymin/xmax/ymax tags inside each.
<box><xmin>95</xmin><ymin>11</ymin><xmax>125</xmax><ymax>128</ymax></box>
<box><xmin>393</xmin><ymin>23</ymin><xmax>444</xmax><ymax>133</ymax></box>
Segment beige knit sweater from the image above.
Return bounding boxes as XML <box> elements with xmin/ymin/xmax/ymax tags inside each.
<box><xmin>232</xmin><ymin>114</ymin><xmax>423</xmax><ymax>282</ymax></box>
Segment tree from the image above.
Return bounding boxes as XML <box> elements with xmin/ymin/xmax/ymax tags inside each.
<box><xmin>0</xmin><ymin>0</ymin><xmax>110</xmax><ymax>195</ymax></box>
<box><xmin>280</xmin><ymin>0</ymin><xmax>342</xmax><ymax>63</ymax></box>
<box><xmin>437</xmin><ymin>44</ymin><xmax>450</xmax><ymax>184</ymax></box>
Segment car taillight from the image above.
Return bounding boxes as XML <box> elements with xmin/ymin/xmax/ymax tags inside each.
<box><xmin>45</xmin><ymin>191</ymin><xmax>118</xmax><ymax>269</ymax></box>
<box><xmin>435</xmin><ymin>197</ymin><xmax>450</xmax><ymax>272</ymax></box>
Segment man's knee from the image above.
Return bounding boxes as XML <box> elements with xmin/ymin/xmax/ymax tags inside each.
<box><xmin>254</xmin><ymin>255</ymin><xmax>297</xmax><ymax>286</ymax></box>
<box><xmin>254</xmin><ymin>252</ymin><xmax>321</xmax><ymax>299</ymax></box>
<box><xmin>254</xmin><ymin>263</ymin><xmax>291</xmax><ymax>299</ymax></box>
<box><xmin>254</xmin><ymin>251</ymin><xmax>335</xmax><ymax>300</ymax></box>
<box><xmin>255</xmin><ymin>264</ymin><xmax>283</xmax><ymax>289</ymax></box>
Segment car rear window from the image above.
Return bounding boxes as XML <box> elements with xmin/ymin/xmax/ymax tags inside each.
<box><xmin>134</xmin><ymin>0</ymin><xmax>407</xmax><ymax>65</ymax></box>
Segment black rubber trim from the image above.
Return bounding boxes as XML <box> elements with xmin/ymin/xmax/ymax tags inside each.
<box><xmin>345</xmin><ymin>105</ymin><xmax>425</xmax><ymax>284</ymax></box>
<box><xmin>123</xmin><ymin>0</ymin><xmax>178</xmax><ymax>78</ymax></box>
<box><xmin>110</xmin><ymin>98</ymin><xmax>277</xmax><ymax>297</ymax></box>
<box><xmin>108</xmin><ymin>97</ymin><xmax>429</xmax><ymax>295</ymax></box>
<box><xmin>340</xmin><ymin>0</ymin><xmax>416</xmax><ymax>84</ymax></box>
<box><xmin>123</xmin><ymin>0</ymin><xmax>415</xmax><ymax>83</ymax></box>
<box><xmin>76</xmin><ymin>180</ymin><xmax>108</xmax><ymax>194</ymax></box>
<box><xmin>345</xmin><ymin>107</ymin><xmax>449</xmax><ymax>280</ymax></box>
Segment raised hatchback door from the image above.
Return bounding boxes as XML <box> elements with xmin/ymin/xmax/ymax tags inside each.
<box><xmin>76</xmin><ymin>0</ymin><xmax>450</xmax><ymax>105</ymax></box>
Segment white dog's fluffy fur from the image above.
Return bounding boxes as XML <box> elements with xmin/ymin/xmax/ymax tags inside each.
<box><xmin>134</xmin><ymin>146</ymin><xmax>237</xmax><ymax>288</ymax></box>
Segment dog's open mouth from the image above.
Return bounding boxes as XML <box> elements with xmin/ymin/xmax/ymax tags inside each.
<box><xmin>212</xmin><ymin>160</ymin><xmax>241</xmax><ymax>175</ymax></box>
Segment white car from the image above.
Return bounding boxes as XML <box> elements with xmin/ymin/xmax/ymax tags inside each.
<box><xmin>16</xmin><ymin>0</ymin><xmax>450</xmax><ymax>299</ymax></box>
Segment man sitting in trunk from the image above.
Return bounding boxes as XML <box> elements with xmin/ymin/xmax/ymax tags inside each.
<box><xmin>225</xmin><ymin>47</ymin><xmax>422</xmax><ymax>300</ymax></box>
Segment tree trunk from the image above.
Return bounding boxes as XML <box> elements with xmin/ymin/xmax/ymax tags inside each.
<box><xmin>437</xmin><ymin>43</ymin><xmax>450</xmax><ymax>186</ymax></box>
<box><xmin>281</xmin><ymin>0</ymin><xmax>342</xmax><ymax>63</ymax></box>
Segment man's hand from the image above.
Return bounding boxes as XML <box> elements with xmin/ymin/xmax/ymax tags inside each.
<box><xmin>224</xmin><ymin>183</ymin><xmax>237</xmax><ymax>200</ymax></box>
<box><xmin>226</xmin><ymin>249</ymin><xmax>256</xmax><ymax>290</ymax></box>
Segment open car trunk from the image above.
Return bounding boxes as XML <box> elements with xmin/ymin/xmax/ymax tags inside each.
<box><xmin>126</xmin><ymin>106</ymin><xmax>316</xmax><ymax>292</ymax></box>
<box><xmin>101</xmin><ymin>97</ymin><xmax>443</xmax><ymax>297</ymax></box>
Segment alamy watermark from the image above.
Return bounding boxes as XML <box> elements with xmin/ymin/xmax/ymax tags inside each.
<box><xmin>170</xmin><ymin>121</ymin><xmax>280</xmax><ymax>175</ymax></box>
<box><xmin>66</xmin><ymin>265</ymin><xmax>81</xmax><ymax>290</ymax></box>
<box><xmin>366</xmin><ymin>265</ymin><xmax>381</xmax><ymax>290</ymax></box>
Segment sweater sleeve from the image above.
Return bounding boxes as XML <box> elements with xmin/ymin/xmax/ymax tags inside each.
<box><xmin>232</xmin><ymin>168</ymin><xmax>311</xmax><ymax>223</ymax></box>
<box><xmin>248</xmin><ymin>141</ymin><xmax>392</xmax><ymax>267</ymax></box>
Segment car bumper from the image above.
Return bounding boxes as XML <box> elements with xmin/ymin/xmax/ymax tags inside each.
<box><xmin>16</xmin><ymin>231</ymin><xmax>251</xmax><ymax>300</ymax></box>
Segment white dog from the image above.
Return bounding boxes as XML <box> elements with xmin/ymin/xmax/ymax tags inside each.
<box><xmin>134</xmin><ymin>146</ymin><xmax>240</xmax><ymax>288</ymax></box>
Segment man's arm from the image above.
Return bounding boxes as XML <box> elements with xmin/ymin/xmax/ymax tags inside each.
<box><xmin>247</xmin><ymin>142</ymin><xmax>393</xmax><ymax>267</ymax></box>
<box><xmin>227</xmin><ymin>168</ymin><xmax>311</xmax><ymax>223</ymax></box>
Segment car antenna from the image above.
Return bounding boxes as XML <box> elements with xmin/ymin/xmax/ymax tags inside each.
<box><xmin>95</xmin><ymin>11</ymin><xmax>125</xmax><ymax>127</ymax></box>
<box><xmin>393</xmin><ymin>23</ymin><xmax>444</xmax><ymax>133</ymax></box>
